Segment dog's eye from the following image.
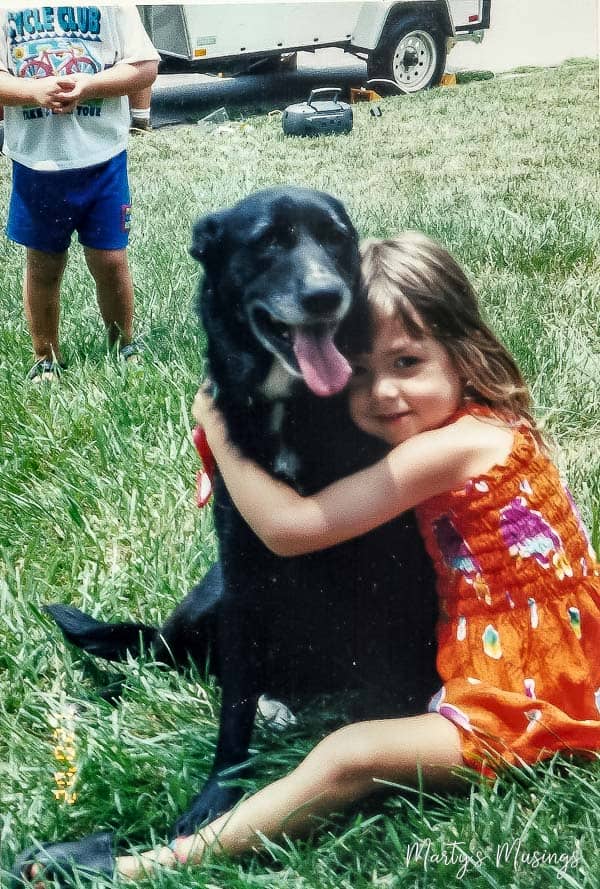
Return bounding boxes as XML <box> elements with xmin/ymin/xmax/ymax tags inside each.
<box><xmin>274</xmin><ymin>225</ymin><xmax>296</xmax><ymax>247</ymax></box>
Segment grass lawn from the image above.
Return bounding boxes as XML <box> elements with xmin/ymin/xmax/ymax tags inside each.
<box><xmin>1</xmin><ymin>58</ymin><xmax>599</xmax><ymax>887</ymax></box>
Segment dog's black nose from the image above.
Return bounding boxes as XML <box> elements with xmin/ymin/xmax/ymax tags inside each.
<box><xmin>301</xmin><ymin>287</ymin><xmax>343</xmax><ymax>317</ymax></box>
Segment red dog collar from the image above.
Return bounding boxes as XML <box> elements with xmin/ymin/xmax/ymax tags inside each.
<box><xmin>192</xmin><ymin>426</ymin><xmax>216</xmax><ymax>507</ymax></box>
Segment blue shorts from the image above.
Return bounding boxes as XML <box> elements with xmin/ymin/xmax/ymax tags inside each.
<box><xmin>6</xmin><ymin>151</ymin><xmax>131</xmax><ymax>253</ymax></box>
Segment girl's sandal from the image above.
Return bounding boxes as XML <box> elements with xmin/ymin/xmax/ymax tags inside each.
<box><xmin>11</xmin><ymin>831</ymin><xmax>116</xmax><ymax>887</ymax></box>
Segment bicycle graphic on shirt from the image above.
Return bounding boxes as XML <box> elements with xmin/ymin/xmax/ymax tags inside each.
<box><xmin>14</xmin><ymin>40</ymin><xmax>101</xmax><ymax>78</ymax></box>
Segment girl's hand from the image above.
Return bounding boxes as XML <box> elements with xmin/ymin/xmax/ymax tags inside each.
<box><xmin>192</xmin><ymin>383</ymin><xmax>228</xmax><ymax>444</ymax></box>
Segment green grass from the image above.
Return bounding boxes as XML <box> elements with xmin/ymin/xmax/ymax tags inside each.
<box><xmin>1</xmin><ymin>58</ymin><xmax>599</xmax><ymax>887</ymax></box>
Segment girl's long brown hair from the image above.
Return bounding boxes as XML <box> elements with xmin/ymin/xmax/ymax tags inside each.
<box><xmin>358</xmin><ymin>232</ymin><xmax>544</xmax><ymax>447</ymax></box>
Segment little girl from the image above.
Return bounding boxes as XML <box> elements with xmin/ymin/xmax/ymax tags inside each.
<box><xmin>13</xmin><ymin>233</ymin><xmax>600</xmax><ymax>886</ymax></box>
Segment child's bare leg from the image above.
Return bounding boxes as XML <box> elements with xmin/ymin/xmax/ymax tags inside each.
<box><xmin>83</xmin><ymin>247</ymin><xmax>134</xmax><ymax>348</ymax></box>
<box><xmin>23</xmin><ymin>248</ymin><xmax>68</xmax><ymax>363</ymax></box>
<box><xmin>117</xmin><ymin>714</ymin><xmax>463</xmax><ymax>878</ymax></box>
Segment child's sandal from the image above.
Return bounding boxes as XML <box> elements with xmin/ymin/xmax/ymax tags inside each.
<box><xmin>11</xmin><ymin>831</ymin><xmax>116</xmax><ymax>887</ymax></box>
<box><xmin>118</xmin><ymin>341</ymin><xmax>143</xmax><ymax>363</ymax></box>
<box><xmin>27</xmin><ymin>358</ymin><xmax>66</xmax><ymax>383</ymax></box>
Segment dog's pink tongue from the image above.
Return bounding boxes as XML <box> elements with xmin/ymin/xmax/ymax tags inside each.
<box><xmin>292</xmin><ymin>328</ymin><xmax>352</xmax><ymax>397</ymax></box>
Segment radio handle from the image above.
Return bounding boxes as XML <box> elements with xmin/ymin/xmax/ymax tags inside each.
<box><xmin>307</xmin><ymin>87</ymin><xmax>342</xmax><ymax>107</ymax></box>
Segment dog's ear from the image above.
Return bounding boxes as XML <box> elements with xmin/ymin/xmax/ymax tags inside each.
<box><xmin>190</xmin><ymin>210</ymin><xmax>228</xmax><ymax>265</ymax></box>
<box><xmin>323</xmin><ymin>193</ymin><xmax>358</xmax><ymax>237</ymax></box>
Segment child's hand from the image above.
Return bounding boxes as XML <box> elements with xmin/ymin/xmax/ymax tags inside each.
<box><xmin>52</xmin><ymin>74</ymin><xmax>93</xmax><ymax>113</ymax></box>
<box><xmin>192</xmin><ymin>383</ymin><xmax>227</xmax><ymax>444</ymax></box>
<box><xmin>29</xmin><ymin>76</ymin><xmax>76</xmax><ymax>111</ymax></box>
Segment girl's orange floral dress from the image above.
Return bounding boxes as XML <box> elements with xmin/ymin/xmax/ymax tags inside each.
<box><xmin>416</xmin><ymin>408</ymin><xmax>600</xmax><ymax>777</ymax></box>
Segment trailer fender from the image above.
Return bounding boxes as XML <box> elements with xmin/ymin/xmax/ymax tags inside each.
<box><xmin>353</xmin><ymin>0</ymin><xmax>453</xmax><ymax>52</ymax></box>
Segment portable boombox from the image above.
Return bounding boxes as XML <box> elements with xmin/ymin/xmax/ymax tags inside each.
<box><xmin>282</xmin><ymin>88</ymin><xmax>353</xmax><ymax>137</ymax></box>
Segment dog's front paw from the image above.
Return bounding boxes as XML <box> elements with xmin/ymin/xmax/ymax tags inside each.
<box><xmin>174</xmin><ymin>778</ymin><xmax>244</xmax><ymax>835</ymax></box>
<box><xmin>257</xmin><ymin>694</ymin><xmax>298</xmax><ymax>730</ymax></box>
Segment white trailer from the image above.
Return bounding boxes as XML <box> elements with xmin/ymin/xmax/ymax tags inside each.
<box><xmin>139</xmin><ymin>1</ymin><xmax>492</xmax><ymax>93</ymax></box>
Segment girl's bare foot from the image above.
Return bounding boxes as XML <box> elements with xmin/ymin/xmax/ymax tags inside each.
<box><xmin>117</xmin><ymin>837</ymin><xmax>206</xmax><ymax>879</ymax></box>
<box><xmin>117</xmin><ymin>845</ymin><xmax>177</xmax><ymax>879</ymax></box>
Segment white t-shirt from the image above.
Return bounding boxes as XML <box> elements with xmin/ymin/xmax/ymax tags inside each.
<box><xmin>0</xmin><ymin>4</ymin><xmax>160</xmax><ymax>170</ymax></box>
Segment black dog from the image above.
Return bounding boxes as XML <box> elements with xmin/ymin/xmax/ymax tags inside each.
<box><xmin>47</xmin><ymin>187</ymin><xmax>438</xmax><ymax>835</ymax></box>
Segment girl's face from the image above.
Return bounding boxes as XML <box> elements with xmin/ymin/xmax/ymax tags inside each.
<box><xmin>347</xmin><ymin>309</ymin><xmax>463</xmax><ymax>447</ymax></box>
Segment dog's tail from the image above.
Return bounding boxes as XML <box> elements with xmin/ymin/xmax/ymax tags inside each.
<box><xmin>46</xmin><ymin>565</ymin><xmax>223</xmax><ymax>675</ymax></box>
<box><xmin>45</xmin><ymin>604</ymin><xmax>158</xmax><ymax>662</ymax></box>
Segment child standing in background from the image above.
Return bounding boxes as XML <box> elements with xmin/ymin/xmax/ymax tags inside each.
<box><xmin>11</xmin><ymin>232</ymin><xmax>600</xmax><ymax>884</ymax></box>
<box><xmin>0</xmin><ymin>4</ymin><xmax>159</xmax><ymax>381</ymax></box>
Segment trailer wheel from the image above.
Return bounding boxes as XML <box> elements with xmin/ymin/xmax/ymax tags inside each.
<box><xmin>368</xmin><ymin>14</ymin><xmax>446</xmax><ymax>93</ymax></box>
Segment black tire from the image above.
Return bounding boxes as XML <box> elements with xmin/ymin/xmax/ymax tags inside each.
<box><xmin>367</xmin><ymin>14</ymin><xmax>447</xmax><ymax>94</ymax></box>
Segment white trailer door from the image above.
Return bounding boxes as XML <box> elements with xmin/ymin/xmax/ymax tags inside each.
<box><xmin>448</xmin><ymin>0</ymin><xmax>490</xmax><ymax>31</ymax></box>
